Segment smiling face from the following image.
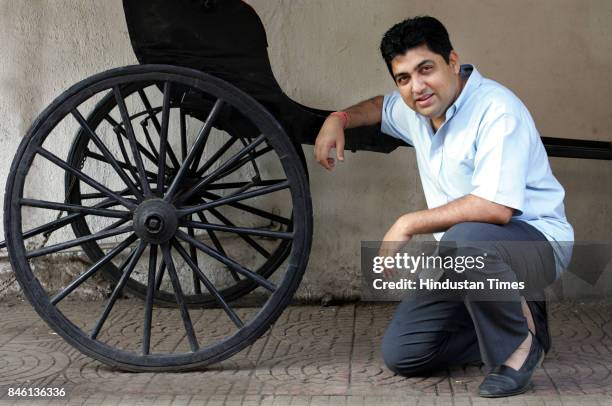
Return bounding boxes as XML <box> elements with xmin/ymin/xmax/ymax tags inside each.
<box><xmin>391</xmin><ymin>44</ymin><xmax>463</xmax><ymax>129</ymax></box>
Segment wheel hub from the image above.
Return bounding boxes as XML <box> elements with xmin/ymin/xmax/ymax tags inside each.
<box><xmin>133</xmin><ymin>198</ymin><xmax>178</xmax><ymax>244</ymax></box>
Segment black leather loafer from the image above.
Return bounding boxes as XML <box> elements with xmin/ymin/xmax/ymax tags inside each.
<box><xmin>478</xmin><ymin>333</ymin><xmax>544</xmax><ymax>398</ymax></box>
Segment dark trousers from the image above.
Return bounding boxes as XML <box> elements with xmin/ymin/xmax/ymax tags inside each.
<box><xmin>381</xmin><ymin>220</ymin><xmax>557</xmax><ymax>376</ymax></box>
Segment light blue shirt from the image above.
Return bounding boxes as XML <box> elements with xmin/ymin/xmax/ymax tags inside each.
<box><xmin>381</xmin><ymin>65</ymin><xmax>573</xmax><ymax>274</ymax></box>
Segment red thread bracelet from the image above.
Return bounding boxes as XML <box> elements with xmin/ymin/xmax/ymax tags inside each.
<box><xmin>330</xmin><ymin>111</ymin><xmax>348</xmax><ymax>129</ymax></box>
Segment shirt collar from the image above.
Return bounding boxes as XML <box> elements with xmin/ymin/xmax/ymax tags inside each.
<box><xmin>444</xmin><ymin>64</ymin><xmax>482</xmax><ymax>120</ymax></box>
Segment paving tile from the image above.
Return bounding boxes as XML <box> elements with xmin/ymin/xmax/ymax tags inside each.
<box><xmin>1</xmin><ymin>300</ymin><xmax>612</xmax><ymax>404</ymax></box>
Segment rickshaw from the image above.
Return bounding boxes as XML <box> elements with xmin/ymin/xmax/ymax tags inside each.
<box><xmin>2</xmin><ymin>0</ymin><xmax>610</xmax><ymax>371</ymax></box>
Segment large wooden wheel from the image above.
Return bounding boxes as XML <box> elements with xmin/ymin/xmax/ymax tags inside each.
<box><xmin>4</xmin><ymin>65</ymin><xmax>312</xmax><ymax>371</ymax></box>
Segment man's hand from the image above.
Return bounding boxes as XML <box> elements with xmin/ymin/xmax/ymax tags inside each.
<box><xmin>314</xmin><ymin>115</ymin><xmax>345</xmax><ymax>170</ymax></box>
<box><xmin>313</xmin><ymin>96</ymin><xmax>384</xmax><ymax>170</ymax></box>
<box><xmin>379</xmin><ymin>214</ymin><xmax>413</xmax><ymax>279</ymax></box>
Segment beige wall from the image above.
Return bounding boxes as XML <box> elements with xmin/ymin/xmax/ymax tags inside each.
<box><xmin>1</xmin><ymin>0</ymin><xmax>611</xmax><ymax>299</ymax></box>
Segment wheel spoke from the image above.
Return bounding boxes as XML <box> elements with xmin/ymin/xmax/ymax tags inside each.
<box><xmin>182</xmin><ymin>219</ymin><xmax>293</xmax><ymax>240</ymax></box>
<box><xmin>240</xmin><ymin>137</ymin><xmax>263</xmax><ymax>181</ymax></box>
<box><xmin>202</xmin><ymin>191</ymin><xmax>291</xmax><ymax>225</ymax></box>
<box><xmin>71</xmin><ymin>109</ymin><xmax>144</xmax><ymax>201</ymax></box>
<box><xmin>154</xmin><ymin>260</ymin><xmax>166</xmax><ymax>291</ymax></box>
<box><xmin>26</xmin><ymin>225</ymin><xmax>133</xmax><ymax>259</ymax></box>
<box><xmin>136</xmin><ymin>88</ymin><xmax>180</xmax><ymax>168</ymax></box>
<box><xmin>142</xmin><ymin>244</ymin><xmax>157</xmax><ymax>355</ymax></box>
<box><xmin>80</xmin><ymin>190</ymin><xmax>128</xmax><ymax>201</ymax></box>
<box><xmin>99</xmin><ymin>217</ymin><xmax>132</xmax><ymax>232</ymax></box>
<box><xmin>157</xmin><ymin>82</ymin><xmax>172</xmax><ymax>195</ymax></box>
<box><xmin>172</xmin><ymin>239</ymin><xmax>244</xmax><ymax>328</ymax></box>
<box><xmin>213</xmin><ymin>145</ymin><xmax>273</xmax><ymax>183</ymax></box>
<box><xmin>177</xmin><ymin>180</ymin><xmax>290</xmax><ymax>217</ymax></box>
<box><xmin>84</xmin><ymin>150</ymin><xmax>159</xmax><ymax>185</ymax></box>
<box><xmin>161</xmin><ymin>243</ymin><xmax>199</xmax><ymax>352</ymax></box>
<box><xmin>164</xmin><ymin>99</ymin><xmax>224</xmax><ymax>201</ymax></box>
<box><xmin>207</xmin><ymin>207</ymin><xmax>270</xmax><ymax>258</ymax></box>
<box><xmin>50</xmin><ymin>234</ymin><xmax>138</xmax><ymax>305</ymax></box>
<box><xmin>113</xmin><ymin>129</ymin><xmax>142</xmax><ymax>187</ymax></box>
<box><xmin>7</xmin><ymin>198</ymin><xmax>121</xmax><ymax>248</ymax></box>
<box><xmin>113</xmin><ymin>86</ymin><xmax>152</xmax><ymax>196</ymax></box>
<box><xmin>180</xmin><ymin>110</ymin><xmax>188</xmax><ymax>162</ymax></box>
<box><xmin>140</xmin><ymin>120</ymin><xmax>160</xmax><ymax>161</ymax></box>
<box><xmin>37</xmin><ymin>147</ymin><xmax>137</xmax><ymax>209</ymax></box>
<box><xmin>187</xmin><ymin>222</ymin><xmax>202</xmax><ymax>295</ymax></box>
<box><xmin>195</xmin><ymin>211</ymin><xmax>241</xmax><ymax>282</ymax></box>
<box><xmin>226</xmin><ymin>177</ymin><xmax>259</xmax><ymax>197</ymax></box>
<box><xmin>206</xmin><ymin>179</ymin><xmax>286</xmax><ymax>191</ymax></box>
<box><xmin>179</xmin><ymin>111</ymin><xmax>204</xmax><ymax>293</ymax></box>
<box><xmin>193</xmin><ymin>137</ymin><xmax>238</xmax><ymax>178</ymax></box>
<box><xmin>91</xmin><ymin>241</ymin><xmax>147</xmax><ymax>340</ymax></box>
<box><xmin>118</xmin><ymin>105</ymin><xmax>164</xmax><ymax>123</ymax></box>
<box><xmin>178</xmin><ymin>135</ymin><xmax>265</xmax><ymax>203</ymax></box>
<box><xmin>187</xmin><ymin>103</ymin><xmax>223</xmax><ymax>173</ymax></box>
<box><xmin>20</xmin><ymin>198</ymin><xmax>131</xmax><ymax>218</ymax></box>
<box><xmin>106</xmin><ymin>115</ymin><xmax>159</xmax><ymax>167</ymax></box>
<box><xmin>176</xmin><ymin>229</ymin><xmax>277</xmax><ymax>292</ymax></box>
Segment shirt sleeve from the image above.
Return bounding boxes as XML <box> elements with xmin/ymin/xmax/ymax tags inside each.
<box><xmin>470</xmin><ymin>113</ymin><xmax>530</xmax><ymax>215</ymax></box>
<box><xmin>381</xmin><ymin>91</ymin><xmax>413</xmax><ymax>145</ymax></box>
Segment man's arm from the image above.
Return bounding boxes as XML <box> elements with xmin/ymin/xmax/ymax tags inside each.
<box><xmin>314</xmin><ymin>96</ymin><xmax>383</xmax><ymax>170</ymax></box>
<box><xmin>383</xmin><ymin>194</ymin><xmax>513</xmax><ymax>243</ymax></box>
<box><xmin>379</xmin><ymin>194</ymin><xmax>513</xmax><ymax>272</ymax></box>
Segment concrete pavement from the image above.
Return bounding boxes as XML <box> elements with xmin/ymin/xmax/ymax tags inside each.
<box><xmin>1</xmin><ymin>299</ymin><xmax>611</xmax><ymax>405</ymax></box>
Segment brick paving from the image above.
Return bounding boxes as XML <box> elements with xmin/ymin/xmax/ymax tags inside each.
<box><xmin>1</xmin><ymin>299</ymin><xmax>612</xmax><ymax>405</ymax></box>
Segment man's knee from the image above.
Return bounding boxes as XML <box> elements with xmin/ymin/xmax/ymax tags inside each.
<box><xmin>441</xmin><ymin>221</ymin><xmax>500</xmax><ymax>243</ymax></box>
<box><xmin>439</xmin><ymin>222</ymin><xmax>504</xmax><ymax>266</ymax></box>
<box><xmin>381</xmin><ymin>332</ymin><xmax>445</xmax><ymax>376</ymax></box>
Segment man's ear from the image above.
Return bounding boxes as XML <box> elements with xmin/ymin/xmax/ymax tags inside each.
<box><xmin>448</xmin><ymin>50</ymin><xmax>460</xmax><ymax>74</ymax></box>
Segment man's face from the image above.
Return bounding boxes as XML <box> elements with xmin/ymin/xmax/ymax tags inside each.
<box><xmin>390</xmin><ymin>45</ymin><xmax>461</xmax><ymax>124</ymax></box>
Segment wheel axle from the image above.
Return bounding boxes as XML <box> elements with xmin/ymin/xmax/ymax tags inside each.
<box><xmin>133</xmin><ymin>198</ymin><xmax>178</xmax><ymax>244</ymax></box>
<box><xmin>145</xmin><ymin>215</ymin><xmax>163</xmax><ymax>233</ymax></box>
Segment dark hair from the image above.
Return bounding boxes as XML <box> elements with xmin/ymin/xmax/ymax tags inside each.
<box><xmin>380</xmin><ymin>16</ymin><xmax>453</xmax><ymax>75</ymax></box>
